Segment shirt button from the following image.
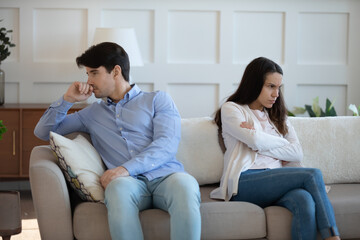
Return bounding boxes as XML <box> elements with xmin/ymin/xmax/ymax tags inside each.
<box><xmin>130</xmin><ymin>150</ymin><xmax>133</xmax><ymax>153</ymax></box>
<box><xmin>119</xmin><ymin>128</ymin><xmax>123</xmax><ymax>131</ymax></box>
<box><xmin>151</xmin><ymin>164</ymin><xmax>155</xmax><ymax>167</ymax></box>
<box><xmin>116</xmin><ymin>114</ymin><xmax>120</xmax><ymax>118</ymax></box>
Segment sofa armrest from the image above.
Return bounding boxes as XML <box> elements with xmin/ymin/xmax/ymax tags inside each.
<box><xmin>29</xmin><ymin>145</ymin><xmax>74</xmax><ymax>240</ymax></box>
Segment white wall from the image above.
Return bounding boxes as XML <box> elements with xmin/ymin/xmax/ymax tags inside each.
<box><xmin>1</xmin><ymin>0</ymin><xmax>359</xmax><ymax>118</ymax></box>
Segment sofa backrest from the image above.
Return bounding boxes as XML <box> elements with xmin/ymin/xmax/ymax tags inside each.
<box><xmin>177</xmin><ymin>116</ymin><xmax>360</xmax><ymax>186</ymax></box>
<box><xmin>176</xmin><ymin>117</ymin><xmax>224</xmax><ymax>185</ymax></box>
<box><xmin>289</xmin><ymin>116</ymin><xmax>360</xmax><ymax>184</ymax></box>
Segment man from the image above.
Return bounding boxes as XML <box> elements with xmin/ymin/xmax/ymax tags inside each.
<box><xmin>34</xmin><ymin>42</ymin><xmax>201</xmax><ymax>240</ymax></box>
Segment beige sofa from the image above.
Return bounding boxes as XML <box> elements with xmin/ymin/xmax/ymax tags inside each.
<box><xmin>29</xmin><ymin>116</ymin><xmax>360</xmax><ymax>240</ymax></box>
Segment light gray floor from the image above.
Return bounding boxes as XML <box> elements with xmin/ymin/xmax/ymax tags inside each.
<box><xmin>0</xmin><ymin>182</ymin><xmax>40</xmax><ymax>240</ymax></box>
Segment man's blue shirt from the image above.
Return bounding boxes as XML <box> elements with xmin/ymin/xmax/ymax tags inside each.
<box><xmin>34</xmin><ymin>84</ymin><xmax>184</xmax><ymax>180</ymax></box>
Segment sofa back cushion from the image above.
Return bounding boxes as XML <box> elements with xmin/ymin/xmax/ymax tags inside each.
<box><xmin>289</xmin><ymin>116</ymin><xmax>360</xmax><ymax>184</ymax></box>
<box><xmin>177</xmin><ymin>116</ymin><xmax>360</xmax><ymax>186</ymax></box>
<box><xmin>176</xmin><ymin>117</ymin><xmax>224</xmax><ymax>185</ymax></box>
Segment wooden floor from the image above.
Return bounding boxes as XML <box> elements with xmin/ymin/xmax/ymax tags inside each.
<box><xmin>11</xmin><ymin>190</ymin><xmax>41</xmax><ymax>240</ymax></box>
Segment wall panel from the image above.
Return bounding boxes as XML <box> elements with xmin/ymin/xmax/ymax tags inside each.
<box><xmin>298</xmin><ymin>12</ymin><xmax>349</xmax><ymax>65</ymax></box>
<box><xmin>233</xmin><ymin>11</ymin><xmax>285</xmax><ymax>64</ymax></box>
<box><xmin>168</xmin><ymin>83</ymin><xmax>219</xmax><ymax>118</ymax></box>
<box><xmin>0</xmin><ymin>0</ymin><xmax>359</xmax><ymax>117</ymax></box>
<box><xmin>296</xmin><ymin>84</ymin><xmax>347</xmax><ymax>116</ymax></box>
<box><xmin>33</xmin><ymin>8</ymin><xmax>88</xmax><ymax>62</ymax></box>
<box><xmin>167</xmin><ymin>10</ymin><xmax>220</xmax><ymax>64</ymax></box>
<box><xmin>32</xmin><ymin>82</ymin><xmax>73</xmax><ymax>103</ymax></box>
<box><xmin>4</xmin><ymin>82</ymin><xmax>19</xmax><ymax>103</ymax></box>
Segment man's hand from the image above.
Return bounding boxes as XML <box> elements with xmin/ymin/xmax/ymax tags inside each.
<box><xmin>100</xmin><ymin>166</ymin><xmax>130</xmax><ymax>189</ymax></box>
<box><xmin>64</xmin><ymin>82</ymin><xmax>93</xmax><ymax>103</ymax></box>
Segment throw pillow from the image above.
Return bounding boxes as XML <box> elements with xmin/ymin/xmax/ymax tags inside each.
<box><xmin>49</xmin><ymin>131</ymin><xmax>105</xmax><ymax>202</ymax></box>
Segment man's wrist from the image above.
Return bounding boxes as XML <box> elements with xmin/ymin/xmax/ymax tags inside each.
<box><xmin>63</xmin><ymin>94</ymin><xmax>76</xmax><ymax>103</ymax></box>
<box><xmin>117</xmin><ymin>166</ymin><xmax>130</xmax><ymax>177</ymax></box>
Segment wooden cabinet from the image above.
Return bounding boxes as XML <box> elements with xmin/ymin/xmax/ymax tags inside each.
<box><xmin>0</xmin><ymin>104</ymin><xmax>87</xmax><ymax>178</ymax></box>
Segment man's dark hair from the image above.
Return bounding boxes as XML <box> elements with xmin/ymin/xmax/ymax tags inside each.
<box><xmin>76</xmin><ymin>42</ymin><xmax>130</xmax><ymax>82</ymax></box>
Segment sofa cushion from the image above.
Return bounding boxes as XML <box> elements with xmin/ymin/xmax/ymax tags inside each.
<box><xmin>264</xmin><ymin>206</ymin><xmax>292</xmax><ymax>240</ymax></box>
<box><xmin>289</xmin><ymin>117</ymin><xmax>360</xmax><ymax>184</ymax></box>
<box><xmin>73</xmin><ymin>185</ymin><xmax>267</xmax><ymax>240</ymax></box>
<box><xmin>50</xmin><ymin>131</ymin><xmax>105</xmax><ymax>202</ymax></box>
<box><xmin>264</xmin><ymin>184</ymin><xmax>360</xmax><ymax>240</ymax></box>
<box><xmin>327</xmin><ymin>184</ymin><xmax>360</xmax><ymax>239</ymax></box>
<box><xmin>177</xmin><ymin>117</ymin><xmax>224</xmax><ymax>185</ymax></box>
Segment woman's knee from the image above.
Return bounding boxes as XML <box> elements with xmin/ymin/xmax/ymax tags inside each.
<box><xmin>304</xmin><ymin>168</ymin><xmax>323</xmax><ymax>179</ymax></box>
<box><xmin>281</xmin><ymin>189</ymin><xmax>315</xmax><ymax>215</ymax></box>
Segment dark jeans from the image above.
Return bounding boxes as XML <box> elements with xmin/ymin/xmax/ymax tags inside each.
<box><xmin>231</xmin><ymin>168</ymin><xmax>339</xmax><ymax>240</ymax></box>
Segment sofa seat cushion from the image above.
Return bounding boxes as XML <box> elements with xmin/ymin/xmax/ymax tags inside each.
<box><xmin>264</xmin><ymin>206</ymin><xmax>292</xmax><ymax>240</ymax></box>
<box><xmin>264</xmin><ymin>184</ymin><xmax>360</xmax><ymax>240</ymax></box>
<box><xmin>73</xmin><ymin>185</ymin><xmax>266</xmax><ymax>240</ymax></box>
<box><xmin>327</xmin><ymin>184</ymin><xmax>360</xmax><ymax>239</ymax></box>
<box><xmin>200</xmin><ymin>185</ymin><xmax>266</xmax><ymax>239</ymax></box>
<box><xmin>73</xmin><ymin>202</ymin><xmax>111</xmax><ymax>240</ymax></box>
<box><xmin>200</xmin><ymin>201</ymin><xmax>266</xmax><ymax>239</ymax></box>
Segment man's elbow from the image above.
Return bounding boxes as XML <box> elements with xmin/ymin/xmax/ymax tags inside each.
<box><xmin>33</xmin><ymin>127</ymin><xmax>50</xmax><ymax>141</ymax></box>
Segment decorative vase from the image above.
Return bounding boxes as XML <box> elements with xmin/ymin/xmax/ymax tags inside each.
<box><xmin>0</xmin><ymin>65</ymin><xmax>4</xmax><ymax>105</ymax></box>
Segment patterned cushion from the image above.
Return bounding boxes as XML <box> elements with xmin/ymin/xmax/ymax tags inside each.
<box><xmin>49</xmin><ymin>131</ymin><xmax>105</xmax><ymax>202</ymax></box>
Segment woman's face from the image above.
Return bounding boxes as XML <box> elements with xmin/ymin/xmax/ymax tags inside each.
<box><xmin>249</xmin><ymin>72</ymin><xmax>283</xmax><ymax>111</ymax></box>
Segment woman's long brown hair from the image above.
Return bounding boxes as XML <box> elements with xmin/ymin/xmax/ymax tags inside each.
<box><xmin>215</xmin><ymin>57</ymin><xmax>288</xmax><ymax>151</ymax></box>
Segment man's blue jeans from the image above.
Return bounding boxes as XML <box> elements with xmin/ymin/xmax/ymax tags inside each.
<box><xmin>231</xmin><ymin>168</ymin><xmax>339</xmax><ymax>240</ymax></box>
<box><xmin>104</xmin><ymin>172</ymin><xmax>201</xmax><ymax>240</ymax></box>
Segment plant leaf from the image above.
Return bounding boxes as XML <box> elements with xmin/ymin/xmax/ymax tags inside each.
<box><xmin>0</xmin><ymin>120</ymin><xmax>7</xmax><ymax>140</ymax></box>
<box><xmin>349</xmin><ymin>104</ymin><xmax>359</xmax><ymax>116</ymax></box>
<box><xmin>320</xmin><ymin>109</ymin><xmax>326</xmax><ymax>117</ymax></box>
<box><xmin>305</xmin><ymin>105</ymin><xmax>316</xmax><ymax>117</ymax></box>
<box><xmin>312</xmin><ymin>97</ymin><xmax>321</xmax><ymax>117</ymax></box>
<box><xmin>326</xmin><ymin>98</ymin><xmax>337</xmax><ymax>116</ymax></box>
<box><xmin>292</xmin><ymin>107</ymin><xmax>306</xmax><ymax>115</ymax></box>
<box><xmin>287</xmin><ymin>111</ymin><xmax>295</xmax><ymax>116</ymax></box>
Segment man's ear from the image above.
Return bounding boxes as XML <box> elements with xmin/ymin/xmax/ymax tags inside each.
<box><xmin>113</xmin><ymin>65</ymin><xmax>122</xmax><ymax>78</ymax></box>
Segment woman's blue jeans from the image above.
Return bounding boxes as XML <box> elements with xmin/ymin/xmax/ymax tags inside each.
<box><xmin>104</xmin><ymin>172</ymin><xmax>201</xmax><ymax>240</ymax></box>
<box><xmin>230</xmin><ymin>168</ymin><xmax>339</xmax><ymax>240</ymax></box>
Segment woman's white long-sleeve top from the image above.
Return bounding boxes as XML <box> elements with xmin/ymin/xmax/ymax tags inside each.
<box><xmin>210</xmin><ymin>102</ymin><xmax>303</xmax><ymax>201</ymax></box>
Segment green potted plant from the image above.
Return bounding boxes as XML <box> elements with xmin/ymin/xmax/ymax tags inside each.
<box><xmin>289</xmin><ymin>97</ymin><xmax>337</xmax><ymax>117</ymax></box>
<box><xmin>348</xmin><ymin>104</ymin><xmax>360</xmax><ymax>116</ymax></box>
<box><xmin>0</xmin><ymin>120</ymin><xmax>7</xmax><ymax>140</ymax></box>
<box><xmin>0</xmin><ymin>19</ymin><xmax>16</xmax><ymax>105</ymax></box>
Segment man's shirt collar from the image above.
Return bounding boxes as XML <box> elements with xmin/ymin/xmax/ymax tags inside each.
<box><xmin>106</xmin><ymin>84</ymin><xmax>141</xmax><ymax>106</ymax></box>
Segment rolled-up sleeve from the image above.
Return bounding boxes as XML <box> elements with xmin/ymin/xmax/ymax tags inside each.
<box><xmin>34</xmin><ymin>96</ymin><xmax>86</xmax><ymax>141</ymax></box>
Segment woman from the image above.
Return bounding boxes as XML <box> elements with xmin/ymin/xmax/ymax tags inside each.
<box><xmin>211</xmin><ymin>57</ymin><xmax>340</xmax><ymax>240</ymax></box>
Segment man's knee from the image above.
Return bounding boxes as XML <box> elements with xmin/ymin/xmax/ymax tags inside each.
<box><xmin>162</xmin><ymin>172</ymin><xmax>201</xmax><ymax>208</ymax></box>
<box><xmin>105</xmin><ymin>176</ymin><xmax>145</xmax><ymax>206</ymax></box>
<box><xmin>169</xmin><ymin>173</ymin><xmax>199</xmax><ymax>195</ymax></box>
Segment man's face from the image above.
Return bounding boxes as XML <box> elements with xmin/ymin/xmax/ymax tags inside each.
<box><xmin>85</xmin><ymin>66</ymin><xmax>115</xmax><ymax>98</ymax></box>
